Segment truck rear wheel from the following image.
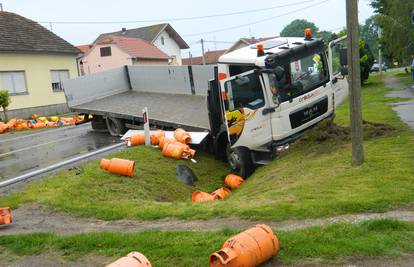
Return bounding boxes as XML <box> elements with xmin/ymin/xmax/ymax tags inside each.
<box><xmin>226</xmin><ymin>145</ymin><xmax>255</xmax><ymax>179</ymax></box>
<box><xmin>106</xmin><ymin>117</ymin><xmax>126</xmax><ymax>136</ymax></box>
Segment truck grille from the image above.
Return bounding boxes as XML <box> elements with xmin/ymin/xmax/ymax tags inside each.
<box><xmin>289</xmin><ymin>96</ymin><xmax>328</xmax><ymax>129</ymax></box>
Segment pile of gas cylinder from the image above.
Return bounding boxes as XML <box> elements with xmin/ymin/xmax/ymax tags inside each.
<box><xmin>128</xmin><ymin>128</ymin><xmax>196</xmax><ymax>160</ymax></box>
<box><xmin>0</xmin><ymin>114</ymin><xmax>85</xmax><ymax>134</ymax></box>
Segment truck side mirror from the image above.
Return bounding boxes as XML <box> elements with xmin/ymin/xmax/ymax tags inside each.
<box><xmin>274</xmin><ymin>66</ymin><xmax>285</xmax><ymax>81</ymax></box>
<box><xmin>340</xmin><ymin>66</ymin><xmax>348</xmax><ymax>76</ymax></box>
<box><xmin>339</xmin><ymin>48</ymin><xmax>348</xmax><ymax>66</ymax></box>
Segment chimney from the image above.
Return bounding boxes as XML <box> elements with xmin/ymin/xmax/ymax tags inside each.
<box><xmin>121</xmin><ymin>27</ymin><xmax>127</xmax><ymax>34</ymax></box>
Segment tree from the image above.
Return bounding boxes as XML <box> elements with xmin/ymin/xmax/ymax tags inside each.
<box><xmin>280</xmin><ymin>19</ymin><xmax>319</xmax><ymax>37</ymax></box>
<box><xmin>0</xmin><ymin>90</ymin><xmax>11</xmax><ymax>121</ymax></box>
<box><xmin>371</xmin><ymin>0</ymin><xmax>414</xmax><ymax>65</ymax></box>
<box><xmin>316</xmin><ymin>30</ymin><xmax>334</xmax><ymax>43</ymax></box>
<box><xmin>338</xmin><ymin>29</ymin><xmax>375</xmax><ymax>84</ymax></box>
<box><xmin>360</xmin><ymin>16</ymin><xmax>380</xmax><ymax>60</ymax></box>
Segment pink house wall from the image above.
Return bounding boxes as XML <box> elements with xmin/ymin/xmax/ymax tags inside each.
<box><xmin>81</xmin><ymin>44</ymin><xmax>132</xmax><ymax>74</ymax></box>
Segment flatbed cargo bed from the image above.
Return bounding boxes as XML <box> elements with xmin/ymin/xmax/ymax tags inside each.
<box><xmin>71</xmin><ymin>90</ymin><xmax>210</xmax><ymax>130</ymax></box>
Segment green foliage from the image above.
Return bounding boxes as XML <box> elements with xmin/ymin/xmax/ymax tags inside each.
<box><xmin>280</xmin><ymin>19</ymin><xmax>319</xmax><ymax>37</ymax></box>
<box><xmin>338</xmin><ymin>29</ymin><xmax>375</xmax><ymax>84</ymax></box>
<box><xmin>315</xmin><ymin>30</ymin><xmax>334</xmax><ymax>43</ymax></box>
<box><xmin>371</xmin><ymin>0</ymin><xmax>414</xmax><ymax>64</ymax></box>
<box><xmin>1</xmin><ymin>220</ymin><xmax>414</xmax><ymax>266</ymax></box>
<box><xmin>360</xmin><ymin>16</ymin><xmax>380</xmax><ymax>61</ymax></box>
<box><xmin>0</xmin><ymin>90</ymin><xmax>11</xmax><ymax>121</ymax></box>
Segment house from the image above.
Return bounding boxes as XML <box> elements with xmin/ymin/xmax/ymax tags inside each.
<box><xmin>0</xmin><ymin>11</ymin><xmax>80</xmax><ymax>120</ymax></box>
<box><xmin>226</xmin><ymin>36</ymin><xmax>278</xmax><ymax>54</ymax></box>
<box><xmin>79</xmin><ymin>35</ymin><xmax>170</xmax><ymax>75</ymax></box>
<box><xmin>182</xmin><ymin>49</ymin><xmax>226</xmax><ymax>65</ymax></box>
<box><xmin>95</xmin><ymin>23</ymin><xmax>189</xmax><ymax>65</ymax></box>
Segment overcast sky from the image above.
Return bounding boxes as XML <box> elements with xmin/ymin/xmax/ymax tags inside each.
<box><xmin>1</xmin><ymin>0</ymin><xmax>374</xmax><ymax>56</ymax></box>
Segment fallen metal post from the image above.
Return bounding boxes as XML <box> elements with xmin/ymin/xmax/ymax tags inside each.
<box><xmin>0</xmin><ymin>142</ymin><xmax>124</xmax><ymax>188</ymax></box>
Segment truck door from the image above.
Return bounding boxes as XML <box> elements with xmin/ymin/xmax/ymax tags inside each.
<box><xmin>329</xmin><ymin>36</ymin><xmax>349</xmax><ymax>107</ymax></box>
<box><xmin>221</xmin><ymin>70</ymin><xmax>273</xmax><ymax>149</ymax></box>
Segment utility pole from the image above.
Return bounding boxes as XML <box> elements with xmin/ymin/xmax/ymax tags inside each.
<box><xmin>346</xmin><ymin>0</ymin><xmax>364</xmax><ymax>165</ymax></box>
<box><xmin>378</xmin><ymin>28</ymin><xmax>382</xmax><ymax>74</ymax></box>
<box><xmin>0</xmin><ymin>3</ymin><xmax>3</xmax><ymax>11</ymax></box>
<box><xmin>201</xmin><ymin>38</ymin><xmax>206</xmax><ymax>65</ymax></box>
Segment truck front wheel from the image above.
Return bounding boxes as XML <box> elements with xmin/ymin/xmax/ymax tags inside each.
<box><xmin>226</xmin><ymin>145</ymin><xmax>255</xmax><ymax>179</ymax></box>
<box><xmin>106</xmin><ymin>117</ymin><xmax>126</xmax><ymax>136</ymax></box>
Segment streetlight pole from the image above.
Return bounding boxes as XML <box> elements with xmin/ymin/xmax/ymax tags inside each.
<box><xmin>346</xmin><ymin>0</ymin><xmax>364</xmax><ymax>165</ymax></box>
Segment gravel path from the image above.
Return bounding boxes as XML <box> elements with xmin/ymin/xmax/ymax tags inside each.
<box><xmin>1</xmin><ymin>204</ymin><xmax>413</xmax><ymax>236</ymax></box>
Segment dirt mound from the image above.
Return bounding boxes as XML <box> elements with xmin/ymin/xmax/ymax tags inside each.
<box><xmin>301</xmin><ymin>120</ymin><xmax>397</xmax><ymax>144</ymax></box>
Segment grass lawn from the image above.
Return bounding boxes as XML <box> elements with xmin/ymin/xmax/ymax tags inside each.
<box><xmin>1</xmin><ymin>219</ymin><xmax>414</xmax><ymax>266</ymax></box>
<box><xmin>1</xmin><ymin>73</ymin><xmax>413</xmax><ymax>221</ymax></box>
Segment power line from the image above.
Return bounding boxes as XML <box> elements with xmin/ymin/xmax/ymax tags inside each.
<box><xmin>37</xmin><ymin>0</ymin><xmax>319</xmax><ymax>24</ymax></box>
<box><xmin>182</xmin><ymin>0</ymin><xmax>331</xmax><ymax>37</ymax></box>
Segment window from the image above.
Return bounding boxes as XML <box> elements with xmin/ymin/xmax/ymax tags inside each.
<box><xmin>100</xmin><ymin>47</ymin><xmax>112</xmax><ymax>57</ymax></box>
<box><xmin>269</xmin><ymin>52</ymin><xmax>328</xmax><ymax>102</ymax></box>
<box><xmin>229</xmin><ymin>65</ymin><xmax>256</xmax><ymax>76</ymax></box>
<box><xmin>224</xmin><ymin>72</ymin><xmax>265</xmax><ymax>111</ymax></box>
<box><xmin>0</xmin><ymin>71</ymin><xmax>27</xmax><ymax>95</ymax></box>
<box><xmin>50</xmin><ymin>70</ymin><xmax>69</xmax><ymax>91</ymax></box>
<box><xmin>161</xmin><ymin>36</ymin><xmax>165</xmax><ymax>45</ymax></box>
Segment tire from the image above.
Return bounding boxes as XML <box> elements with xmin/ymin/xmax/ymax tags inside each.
<box><xmin>106</xmin><ymin>117</ymin><xmax>126</xmax><ymax>136</ymax></box>
<box><xmin>91</xmin><ymin>116</ymin><xmax>108</xmax><ymax>133</ymax></box>
<box><xmin>226</xmin><ymin>144</ymin><xmax>255</xmax><ymax>179</ymax></box>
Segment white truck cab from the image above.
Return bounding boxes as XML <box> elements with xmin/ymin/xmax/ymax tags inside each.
<box><xmin>208</xmin><ymin>32</ymin><xmax>348</xmax><ymax>177</ymax></box>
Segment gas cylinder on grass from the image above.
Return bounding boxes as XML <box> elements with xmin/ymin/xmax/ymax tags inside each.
<box><xmin>210</xmin><ymin>224</ymin><xmax>280</xmax><ymax>267</ymax></box>
<box><xmin>0</xmin><ymin>207</ymin><xmax>12</xmax><ymax>225</ymax></box>
<box><xmin>224</xmin><ymin>174</ymin><xmax>244</xmax><ymax>190</ymax></box>
<box><xmin>162</xmin><ymin>142</ymin><xmax>196</xmax><ymax>160</ymax></box>
<box><xmin>106</xmin><ymin>251</ymin><xmax>152</xmax><ymax>267</ymax></box>
<box><xmin>192</xmin><ymin>191</ymin><xmax>217</xmax><ymax>203</ymax></box>
<box><xmin>211</xmin><ymin>187</ymin><xmax>231</xmax><ymax>200</ymax></box>
<box><xmin>100</xmin><ymin>158</ymin><xmax>135</xmax><ymax>177</ymax></box>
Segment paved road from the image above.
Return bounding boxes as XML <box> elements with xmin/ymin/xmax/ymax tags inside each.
<box><xmin>0</xmin><ymin>123</ymin><xmax>120</xmax><ymax>181</ymax></box>
<box><xmin>384</xmin><ymin>75</ymin><xmax>414</xmax><ymax>129</ymax></box>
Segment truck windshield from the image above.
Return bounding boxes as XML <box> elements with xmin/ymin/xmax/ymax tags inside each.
<box><xmin>269</xmin><ymin>52</ymin><xmax>328</xmax><ymax>102</ymax></box>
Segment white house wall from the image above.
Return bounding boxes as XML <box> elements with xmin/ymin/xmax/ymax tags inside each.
<box><xmin>153</xmin><ymin>30</ymin><xmax>182</xmax><ymax>65</ymax></box>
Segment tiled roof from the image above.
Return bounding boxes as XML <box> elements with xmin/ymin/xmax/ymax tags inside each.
<box><xmin>0</xmin><ymin>11</ymin><xmax>80</xmax><ymax>54</ymax></box>
<box><xmin>76</xmin><ymin>44</ymin><xmax>92</xmax><ymax>54</ymax></box>
<box><xmin>96</xmin><ymin>35</ymin><xmax>169</xmax><ymax>59</ymax></box>
<box><xmin>182</xmin><ymin>49</ymin><xmax>226</xmax><ymax>65</ymax></box>
<box><xmin>95</xmin><ymin>23</ymin><xmax>189</xmax><ymax>49</ymax></box>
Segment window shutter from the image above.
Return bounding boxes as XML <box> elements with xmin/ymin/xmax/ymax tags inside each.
<box><xmin>12</xmin><ymin>72</ymin><xmax>27</xmax><ymax>93</ymax></box>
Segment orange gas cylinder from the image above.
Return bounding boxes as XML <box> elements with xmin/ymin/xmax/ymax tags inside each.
<box><xmin>0</xmin><ymin>207</ymin><xmax>12</xmax><ymax>225</ymax></box>
<box><xmin>174</xmin><ymin>128</ymin><xmax>192</xmax><ymax>144</ymax></box>
<box><xmin>210</xmin><ymin>224</ymin><xmax>280</xmax><ymax>267</ymax></box>
<box><xmin>162</xmin><ymin>142</ymin><xmax>196</xmax><ymax>160</ymax></box>
<box><xmin>211</xmin><ymin>187</ymin><xmax>231</xmax><ymax>200</ymax></box>
<box><xmin>162</xmin><ymin>143</ymin><xmax>185</xmax><ymax>159</ymax></box>
<box><xmin>0</xmin><ymin>122</ymin><xmax>8</xmax><ymax>133</ymax></box>
<box><xmin>100</xmin><ymin>158</ymin><xmax>135</xmax><ymax>177</ymax></box>
<box><xmin>224</xmin><ymin>174</ymin><xmax>244</xmax><ymax>190</ymax></box>
<box><xmin>192</xmin><ymin>191</ymin><xmax>217</xmax><ymax>203</ymax></box>
<box><xmin>32</xmin><ymin>122</ymin><xmax>47</xmax><ymax>129</ymax></box>
<box><xmin>158</xmin><ymin>136</ymin><xmax>175</xmax><ymax>150</ymax></box>
<box><xmin>106</xmin><ymin>251</ymin><xmax>152</xmax><ymax>267</ymax></box>
<box><xmin>6</xmin><ymin>118</ymin><xmax>17</xmax><ymax>128</ymax></box>
<box><xmin>152</xmin><ymin>130</ymin><xmax>165</xmax><ymax>145</ymax></box>
<box><xmin>130</xmin><ymin>134</ymin><xmax>145</xmax><ymax>146</ymax></box>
